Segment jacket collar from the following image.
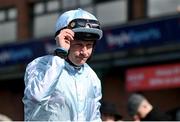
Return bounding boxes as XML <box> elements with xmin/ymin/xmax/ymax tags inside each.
<box><xmin>65</xmin><ymin>59</ymin><xmax>84</xmax><ymax>75</ymax></box>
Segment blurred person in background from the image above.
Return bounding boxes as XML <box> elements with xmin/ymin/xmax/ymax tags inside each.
<box><xmin>22</xmin><ymin>8</ymin><xmax>103</xmax><ymax>121</ymax></box>
<box><xmin>166</xmin><ymin>106</ymin><xmax>180</xmax><ymax>121</ymax></box>
<box><xmin>0</xmin><ymin>113</ymin><xmax>12</xmax><ymax>121</ymax></box>
<box><xmin>100</xmin><ymin>101</ymin><xmax>123</xmax><ymax>122</ymax></box>
<box><xmin>127</xmin><ymin>93</ymin><xmax>172</xmax><ymax>121</ymax></box>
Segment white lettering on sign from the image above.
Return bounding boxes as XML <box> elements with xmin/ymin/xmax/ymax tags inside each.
<box><xmin>127</xmin><ymin>73</ymin><xmax>144</xmax><ymax>82</ymax></box>
<box><xmin>0</xmin><ymin>48</ymin><xmax>33</xmax><ymax>64</ymax></box>
<box><xmin>155</xmin><ymin>66</ymin><xmax>180</xmax><ymax>76</ymax></box>
<box><xmin>150</xmin><ymin>77</ymin><xmax>180</xmax><ymax>86</ymax></box>
<box><xmin>106</xmin><ymin>28</ymin><xmax>161</xmax><ymax>47</ymax></box>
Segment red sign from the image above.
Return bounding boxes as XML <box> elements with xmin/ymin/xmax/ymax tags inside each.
<box><xmin>126</xmin><ymin>63</ymin><xmax>180</xmax><ymax>92</ymax></box>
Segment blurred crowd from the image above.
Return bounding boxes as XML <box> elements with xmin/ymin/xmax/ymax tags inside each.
<box><xmin>101</xmin><ymin>93</ymin><xmax>180</xmax><ymax>121</ymax></box>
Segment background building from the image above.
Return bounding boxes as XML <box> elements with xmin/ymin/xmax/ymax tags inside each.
<box><xmin>0</xmin><ymin>0</ymin><xmax>180</xmax><ymax>120</ymax></box>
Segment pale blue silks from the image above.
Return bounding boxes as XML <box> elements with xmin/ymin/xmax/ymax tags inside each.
<box><xmin>22</xmin><ymin>55</ymin><xmax>102</xmax><ymax>121</ymax></box>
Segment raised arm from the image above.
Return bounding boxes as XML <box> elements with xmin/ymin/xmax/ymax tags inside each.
<box><xmin>24</xmin><ymin>55</ymin><xmax>64</xmax><ymax>102</ymax></box>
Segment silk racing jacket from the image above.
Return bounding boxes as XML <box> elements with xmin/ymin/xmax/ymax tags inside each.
<box><xmin>22</xmin><ymin>55</ymin><xmax>102</xmax><ymax>121</ymax></box>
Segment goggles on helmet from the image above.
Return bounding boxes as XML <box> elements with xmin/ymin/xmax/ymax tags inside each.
<box><xmin>68</xmin><ymin>19</ymin><xmax>102</xmax><ymax>41</ymax></box>
<box><xmin>68</xmin><ymin>19</ymin><xmax>101</xmax><ymax>30</ymax></box>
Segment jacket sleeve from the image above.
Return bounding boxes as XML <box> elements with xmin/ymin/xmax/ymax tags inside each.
<box><xmin>24</xmin><ymin>55</ymin><xmax>64</xmax><ymax>102</ymax></box>
<box><xmin>87</xmin><ymin>66</ymin><xmax>102</xmax><ymax>121</ymax></box>
<box><xmin>92</xmin><ymin>78</ymin><xmax>102</xmax><ymax>121</ymax></box>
